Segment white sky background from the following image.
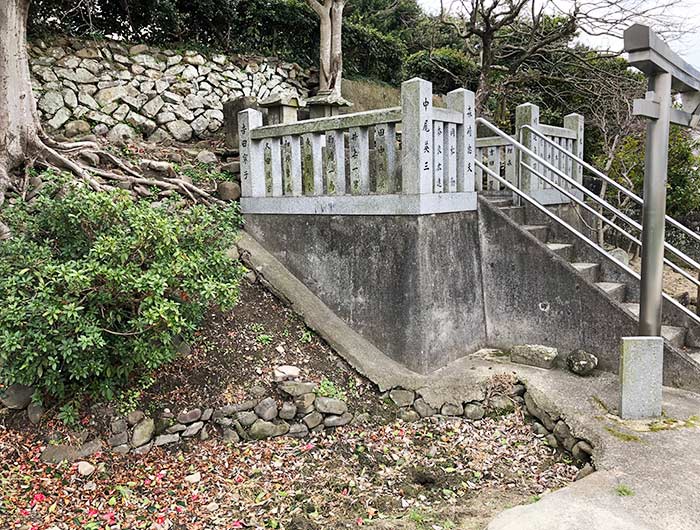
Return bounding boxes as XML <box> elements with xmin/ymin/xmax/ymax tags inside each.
<box><xmin>417</xmin><ymin>0</ymin><xmax>700</xmax><ymax>66</ymax></box>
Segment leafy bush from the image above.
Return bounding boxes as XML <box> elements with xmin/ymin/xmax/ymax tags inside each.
<box><xmin>403</xmin><ymin>48</ymin><xmax>479</xmax><ymax>94</ymax></box>
<box><xmin>0</xmin><ymin>173</ymin><xmax>244</xmax><ymax>401</ymax></box>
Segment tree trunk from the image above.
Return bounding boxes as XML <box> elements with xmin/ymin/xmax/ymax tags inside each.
<box><xmin>475</xmin><ymin>38</ymin><xmax>493</xmax><ymax>115</ymax></box>
<box><xmin>328</xmin><ymin>0</ymin><xmax>344</xmax><ymax>96</ymax></box>
<box><xmin>317</xmin><ymin>6</ymin><xmax>333</xmax><ymax>92</ymax></box>
<box><xmin>0</xmin><ymin>0</ymin><xmax>41</xmax><ymax>206</ymax></box>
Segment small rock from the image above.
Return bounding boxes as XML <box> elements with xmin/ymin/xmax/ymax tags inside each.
<box><xmin>182</xmin><ymin>421</ymin><xmax>205</xmax><ymax>437</ymax></box>
<box><xmin>131</xmin><ymin>418</ymin><xmax>155</xmax><ymax>448</ymax></box>
<box><xmin>488</xmin><ymin>395</ymin><xmax>515</xmax><ymax>414</ymax></box>
<box><xmin>575</xmin><ymin>463</ymin><xmax>595</xmax><ymax>481</ymax></box>
<box><xmin>214</xmin><ymin>401</ymin><xmax>256</xmax><ymax>418</ymax></box>
<box><xmin>177</xmin><ymin>408</ymin><xmax>202</xmax><ymax>424</ymax></box>
<box><xmin>106</xmin><ymin>123</ymin><xmax>136</xmax><ymax>145</ymax></box>
<box><xmin>205</xmin><ymin>501</ymin><xmax>219</xmax><ymax>513</ymax></box>
<box><xmin>108</xmin><ymin>431</ymin><xmax>129</xmax><ymax>447</ymax></box>
<box><xmin>127</xmin><ymin>410</ymin><xmax>145</xmax><ymax>425</ymax></box>
<box><xmin>440</xmin><ymin>402</ymin><xmax>463</xmax><ymax>416</ymax></box>
<box><xmin>532</xmin><ymin>422</ymin><xmax>549</xmax><ymax>436</ymax></box>
<box><xmin>236</xmin><ymin>411</ymin><xmax>258</xmax><ymax>427</ymax></box>
<box><xmin>511</xmin><ymin>344</ymin><xmax>558</xmax><ymax>369</ymax></box>
<box><xmin>352</xmin><ymin>412</ymin><xmax>371</xmax><ymax>424</ymax></box>
<box><xmin>200</xmin><ymin>426</ymin><xmax>210</xmax><ymax>441</ymax></box>
<box><xmin>510</xmin><ymin>384</ymin><xmax>526</xmax><ymax>397</ymax></box>
<box><xmin>524</xmin><ymin>392</ymin><xmax>556</xmax><ymax>431</ymax></box>
<box><xmin>545</xmin><ymin>433</ymin><xmax>559</xmax><ymax>449</ymax></box>
<box><xmin>254</xmin><ymin>397</ymin><xmax>278</xmax><ymax>421</ymax></box>
<box><xmin>463</xmin><ymin>403</ymin><xmax>485</xmax><ymax>420</ymax></box>
<box><xmin>279</xmin><ymin>402</ymin><xmax>297</xmax><ymax>420</ymax></box>
<box><xmin>279</xmin><ymin>381</ymin><xmax>317</xmax><ymax>397</ymax></box>
<box><xmin>397</xmin><ymin>409</ymin><xmax>420</xmax><ymax>422</ymax></box>
<box><xmin>113</xmin><ymin>444</ymin><xmax>130</xmax><ymax>454</ymax></box>
<box><xmin>201</xmin><ymin>408</ymin><xmax>213</xmax><ymax>422</ymax></box>
<box><xmin>572</xmin><ymin>440</ymin><xmax>593</xmax><ymax>462</ymax></box>
<box><xmin>302</xmin><ymin>411</ymin><xmax>323</xmax><ymax>429</ymax></box>
<box><xmin>324</xmin><ymin>412</ymin><xmax>353</xmax><ymax>427</ymax></box>
<box><xmin>223</xmin><ymin>428</ymin><xmax>240</xmax><ymax>442</ymax></box>
<box><xmin>77</xmin><ymin>461</ymin><xmax>96</xmax><ymax>477</ymax></box>
<box><xmin>196</xmin><ymin>149</ymin><xmax>217</xmax><ymax>164</ymax></box>
<box><xmin>609</xmin><ymin>248</ymin><xmax>630</xmax><ymax>267</ymax></box>
<box><xmin>288</xmin><ymin>423</ymin><xmax>309</xmax><ymax>438</ymax></box>
<box><xmin>566</xmin><ymin>350</ymin><xmax>598</xmax><ymax>376</ymax></box>
<box><xmin>413</xmin><ymin>398</ymin><xmax>436</xmax><ymax>418</ymax></box>
<box><xmin>154</xmin><ymin>433</ymin><xmax>180</xmax><ymax>447</ymax></box>
<box><xmin>274</xmin><ymin>365</ymin><xmax>301</xmax><ymax>382</ymax></box>
<box><xmin>389</xmin><ymin>389</ymin><xmax>415</xmax><ymax>408</ymax></box>
<box><xmin>64</xmin><ymin>120</ymin><xmax>91</xmax><ymax>138</ymax></box>
<box><xmin>249</xmin><ymin>419</ymin><xmax>289</xmax><ymax>439</ymax></box>
<box><xmin>184</xmin><ymin>471</ymin><xmax>201</xmax><ymax>484</ymax></box>
<box><xmin>166</xmin><ymin>423</ymin><xmax>187</xmax><ymax>434</ymax></box>
<box><xmin>217</xmin><ymin>181</ymin><xmax>241</xmax><ymax>201</ymax></box>
<box><xmin>41</xmin><ymin>439</ymin><xmax>103</xmax><ymax>464</ymax></box>
<box><xmin>166</xmin><ymin>120</ymin><xmax>193</xmax><ymax>142</ymax></box>
<box><xmin>314</xmin><ymin>397</ymin><xmax>347</xmax><ymax>415</ymax></box>
<box><xmin>27</xmin><ymin>402</ymin><xmax>45</xmax><ymax>425</ymax></box>
<box><xmin>0</xmin><ymin>384</ymin><xmax>34</xmax><ymax>410</ymax></box>
<box><xmin>111</xmin><ymin>418</ymin><xmax>128</xmax><ymax>433</ymax></box>
<box><xmin>295</xmin><ymin>393</ymin><xmax>316</xmax><ymax>415</ymax></box>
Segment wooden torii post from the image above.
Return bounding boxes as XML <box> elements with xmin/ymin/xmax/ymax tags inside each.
<box><xmin>619</xmin><ymin>25</ymin><xmax>700</xmax><ymax>419</ymax></box>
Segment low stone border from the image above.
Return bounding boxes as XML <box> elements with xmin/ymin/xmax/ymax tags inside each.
<box><xmin>105</xmin><ymin>376</ymin><xmax>353</xmax><ymax>456</ymax></box>
<box><xmin>385</xmin><ymin>381</ymin><xmax>595</xmax><ymax>481</ymax></box>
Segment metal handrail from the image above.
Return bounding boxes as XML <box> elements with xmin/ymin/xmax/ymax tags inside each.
<box><xmin>520</xmin><ymin>160</ymin><xmax>700</xmax><ymax>288</ymax></box>
<box><xmin>481</xmin><ymin>118</ymin><xmax>700</xmax><ymax>273</ymax></box>
<box><xmin>477</xmin><ymin>159</ymin><xmax>700</xmax><ymax>327</ymax></box>
<box><xmin>522</xmin><ymin>124</ymin><xmax>700</xmax><ymax>246</ymax></box>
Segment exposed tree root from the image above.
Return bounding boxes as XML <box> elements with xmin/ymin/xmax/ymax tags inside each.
<box><xmin>0</xmin><ymin>136</ymin><xmax>227</xmax><ymax>240</ymax></box>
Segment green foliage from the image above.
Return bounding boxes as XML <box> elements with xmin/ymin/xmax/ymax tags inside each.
<box><xmin>317</xmin><ymin>378</ymin><xmax>346</xmax><ymax>400</ymax></box>
<box><xmin>609</xmin><ymin>127</ymin><xmax>700</xmax><ymax>219</ymax></box>
<box><xmin>404</xmin><ymin>48</ymin><xmax>479</xmax><ymax>94</ymax></box>
<box><xmin>57</xmin><ymin>402</ymin><xmax>80</xmax><ymax>428</ymax></box>
<box><xmin>29</xmin><ymin>0</ymin><xmax>406</xmax><ymax>85</ymax></box>
<box><xmin>616</xmin><ymin>484</ymin><xmax>635</xmax><ymax>497</ymax></box>
<box><xmin>0</xmin><ymin>173</ymin><xmax>244</xmax><ymax>401</ymax></box>
<box><xmin>176</xmin><ymin>163</ymin><xmax>236</xmax><ymax>184</ymax></box>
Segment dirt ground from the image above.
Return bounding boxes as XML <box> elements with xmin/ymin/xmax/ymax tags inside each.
<box><xmin>629</xmin><ymin>257</ymin><xmax>698</xmax><ymax>311</ymax></box>
<box><xmin>0</xmin><ymin>281</ymin><xmax>580</xmax><ymax>530</ymax></box>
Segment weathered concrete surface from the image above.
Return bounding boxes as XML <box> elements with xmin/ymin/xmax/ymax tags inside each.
<box><xmin>479</xmin><ymin>198</ymin><xmax>700</xmax><ymax>393</ymax></box>
<box><xmin>238</xmin><ymin>235</ymin><xmax>700</xmax><ymax>528</ymax></box>
<box><xmin>244</xmin><ymin>211</ymin><xmax>486</xmax><ymax>373</ymax></box>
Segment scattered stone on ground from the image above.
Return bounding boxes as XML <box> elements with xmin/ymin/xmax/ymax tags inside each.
<box><xmin>511</xmin><ymin>344</ymin><xmax>558</xmax><ymax>369</ymax></box>
<box><xmin>566</xmin><ymin>349</ymin><xmax>599</xmax><ymax>376</ymax></box>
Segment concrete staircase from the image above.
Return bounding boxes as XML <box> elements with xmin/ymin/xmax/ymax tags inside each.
<box><xmin>487</xmin><ymin>195</ymin><xmax>700</xmax><ymax>364</ymax></box>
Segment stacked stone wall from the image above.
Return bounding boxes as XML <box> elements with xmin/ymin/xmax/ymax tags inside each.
<box><xmin>29</xmin><ymin>38</ymin><xmax>311</xmax><ymax>143</ymax></box>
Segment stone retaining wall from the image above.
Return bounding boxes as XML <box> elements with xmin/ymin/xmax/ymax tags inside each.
<box><xmin>29</xmin><ymin>38</ymin><xmax>311</xmax><ymax>143</ymax></box>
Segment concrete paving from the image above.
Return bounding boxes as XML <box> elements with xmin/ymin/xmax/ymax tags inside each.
<box><xmin>237</xmin><ymin>231</ymin><xmax>700</xmax><ymax>530</ymax></box>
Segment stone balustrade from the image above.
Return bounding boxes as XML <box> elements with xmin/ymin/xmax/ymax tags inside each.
<box><xmin>238</xmin><ymin>78</ymin><xmax>478</xmax><ymax>216</ymax></box>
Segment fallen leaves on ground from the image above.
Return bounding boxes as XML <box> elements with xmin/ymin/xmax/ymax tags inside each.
<box><xmin>0</xmin><ymin>411</ymin><xmax>577</xmax><ymax>530</ymax></box>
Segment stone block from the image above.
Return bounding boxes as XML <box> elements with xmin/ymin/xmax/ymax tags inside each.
<box><xmin>511</xmin><ymin>344</ymin><xmax>558</xmax><ymax>369</ymax></box>
<box><xmin>619</xmin><ymin>336</ymin><xmax>663</xmax><ymax>419</ymax></box>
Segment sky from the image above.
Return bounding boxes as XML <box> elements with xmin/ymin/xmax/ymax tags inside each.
<box><xmin>417</xmin><ymin>0</ymin><xmax>700</xmax><ymax>67</ymax></box>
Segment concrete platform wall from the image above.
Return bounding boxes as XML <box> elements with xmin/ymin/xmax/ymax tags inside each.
<box><xmin>245</xmin><ymin>211</ymin><xmax>487</xmax><ymax>373</ymax></box>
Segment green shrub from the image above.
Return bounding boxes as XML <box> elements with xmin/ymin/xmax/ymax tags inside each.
<box><xmin>0</xmin><ymin>173</ymin><xmax>244</xmax><ymax>401</ymax></box>
<box><xmin>403</xmin><ymin>48</ymin><xmax>479</xmax><ymax>94</ymax></box>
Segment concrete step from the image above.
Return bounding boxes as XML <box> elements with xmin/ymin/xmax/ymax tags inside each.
<box><xmin>595</xmin><ymin>282</ymin><xmax>627</xmax><ymax>302</ymax></box>
<box><xmin>663</xmin><ymin>325</ymin><xmax>688</xmax><ymax>348</ymax></box>
<box><xmin>622</xmin><ymin>303</ymin><xmax>640</xmax><ymax>317</ymax></box>
<box><xmin>489</xmin><ymin>198</ymin><xmax>513</xmax><ymax>208</ymax></box>
<box><xmin>571</xmin><ymin>262</ymin><xmax>600</xmax><ymax>282</ymax></box>
<box><xmin>499</xmin><ymin>206</ymin><xmax>526</xmax><ymax>224</ymax></box>
<box><xmin>522</xmin><ymin>224</ymin><xmax>550</xmax><ymax>243</ymax></box>
<box><xmin>546</xmin><ymin>243</ymin><xmax>575</xmax><ymax>261</ymax></box>
<box><xmin>621</xmin><ymin>302</ymin><xmax>688</xmax><ymax>347</ymax></box>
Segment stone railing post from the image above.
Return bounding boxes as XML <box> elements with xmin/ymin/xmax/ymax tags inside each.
<box><xmin>401</xmin><ymin>78</ymin><xmax>434</xmax><ymax>195</ymax></box>
<box><xmin>446</xmin><ymin>88</ymin><xmax>476</xmax><ymax>193</ymax></box>
<box><xmin>238</xmin><ymin>108</ymin><xmax>265</xmax><ymax>197</ymax></box>
<box><xmin>564</xmin><ymin>112</ymin><xmax>585</xmax><ymax>199</ymax></box>
<box><xmin>515</xmin><ymin>103</ymin><xmax>540</xmax><ymax>196</ymax></box>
